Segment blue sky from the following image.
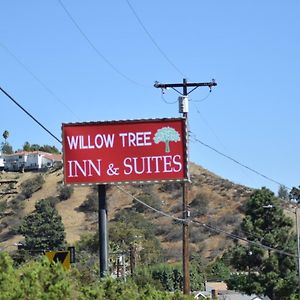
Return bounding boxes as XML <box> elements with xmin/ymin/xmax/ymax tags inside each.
<box><xmin>0</xmin><ymin>1</ymin><xmax>299</xmax><ymax>193</ymax></box>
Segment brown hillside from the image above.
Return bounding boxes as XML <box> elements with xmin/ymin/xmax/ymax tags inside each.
<box><xmin>0</xmin><ymin>162</ymin><xmax>253</xmax><ymax>259</ymax></box>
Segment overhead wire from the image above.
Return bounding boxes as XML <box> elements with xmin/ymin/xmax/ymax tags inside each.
<box><xmin>116</xmin><ymin>185</ymin><xmax>185</xmax><ymax>223</ymax></box>
<box><xmin>189</xmin><ymin>91</ymin><xmax>211</xmax><ymax>103</ymax></box>
<box><xmin>0</xmin><ymin>83</ymin><xmax>295</xmax><ymax>258</ymax></box>
<box><xmin>0</xmin><ymin>42</ymin><xmax>81</xmax><ymax>120</ymax></box>
<box><xmin>116</xmin><ymin>186</ymin><xmax>297</xmax><ymax>258</ymax></box>
<box><xmin>0</xmin><ymin>86</ymin><xmax>62</xmax><ymax>144</ymax></box>
<box><xmin>192</xmin><ymin>220</ymin><xmax>296</xmax><ymax>258</ymax></box>
<box><xmin>57</xmin><ymin>0</ymin><xmax>146</xmax><ymax>87</ymax></box>
<box><xmin>190</xmin><ymin>132</ymin><xmax>291</xmax><ymax>190</ymax></box>
<box><xmin>160</xmin><ymin>89</ymin><xmax>177</xmax><ymax>104</ymax></box>
<box><xmin>125</xmin><ymin>0</ymin><xmax>186</xmax><ymax>78</ymax></box>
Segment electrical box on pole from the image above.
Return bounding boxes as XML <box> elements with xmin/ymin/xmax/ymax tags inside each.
<box><xmin>178</xmin><ymin>96</ymin><xmax>189</xmax><ymax>113</ymax></box>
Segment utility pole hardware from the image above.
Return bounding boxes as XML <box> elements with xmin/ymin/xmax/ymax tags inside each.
<box><xmin>154</xmin><ymin>78</ymin><xmax>217</xmax><ymax>295</ymax></box>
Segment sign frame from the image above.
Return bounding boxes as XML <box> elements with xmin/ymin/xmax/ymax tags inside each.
<box><xmin>62</xmin><ymin>117</ymin><xmax>189</xmax><ymax>185</ymax></box>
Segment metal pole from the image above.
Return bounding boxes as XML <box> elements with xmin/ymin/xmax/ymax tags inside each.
<box><xmin>295</xmin><ymin>206</ymin><xmax>300</xmax><ymax>300</ymax></box>
<box><xmin>182</xmin><ymin>78</ymin><xmax>190</xmax><ymax>295</ymax></box>
<box><xmin>98</xmin><ymin>184</ymin><xmax>108</xmax><ymax>278</ymax></box>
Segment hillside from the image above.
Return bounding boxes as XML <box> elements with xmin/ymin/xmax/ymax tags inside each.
<box><xmin>0</xmin><ymin>162</ymin><xmax>253</xmax><ymax>260</ymax></box>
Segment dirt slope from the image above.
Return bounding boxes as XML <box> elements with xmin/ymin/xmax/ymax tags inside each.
<box><xmin>0</xmin><ymin>163</ymin><xmax>254</xmax><ymax>258</ymax></box>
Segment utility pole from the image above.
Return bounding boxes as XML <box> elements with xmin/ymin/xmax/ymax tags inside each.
<box><xmin>154</xmin><ymin>78</ymin><xmax>217</xmax><ymax>295</ymax></box>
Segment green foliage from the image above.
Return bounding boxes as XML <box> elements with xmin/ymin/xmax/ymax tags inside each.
<box><xmin>0</xmin><ymin>252</ymin><xmax>194</xmax><ymax>300</ymax></box>
<box><xmin>134</xmin><ymin>263</ymin><xmax>205</xmax><ymax>293</ymax></box>
<box><xmin>2</xmin><ymin>130</ymin><xmax>9</xmax><ymax>141</ymax></box>
<box><xmin>190</xmin><ymin>192</ymin><xmax>209</xmax><ymax>217</ymax></box>
<box><xmin>278</xmin><ymin>185</ymin><xmax>289</xmax><ymax>201</ymax></box>
<box><xmin>112</xmin><ymin>210</ymin><xmax>162</xmax><ymax>265</ymax></box>
<box><xmin>0</xmin><ymin>200</ymin><xmax>8</xmax><ymax>215</ymax></box>
<box><xmin>0</xmin><ymin>253</ymin><xmax>73</xmax><ymax>300</ymax></box>
<box><xmin>226</xmin><ymin>187</ymin><xmax>297</xmax><ymax>300</ymax></box>
<box><xmin>114</xmin><ymin>209</ymin><xmax>156</xmax><ymax>239</ymax></box>
<box><xmin>58</xmin><ymin>185</ymin><xmax>74</xmax><ymax>201</ymax></box>
<box><xmin>23</xmin><ymin>141</ymin><xmax>31</xmax><ymax>151</ymax></box>
<box><xmin>132</xmin><ymin>192</ymin><xmax>162</xmax><ymax>213</ymax></box>
<box><xmin>109</xmin><ymin>220</ymin><xmax>162</xmax><ymax>266</ymax></box>
<box><xmin>79</xmin><ymin>191</ymin><xmax>98</xmax><ymax>212</ymax></box>
<box><xmin>18</xmin><ymin>198</ymin><xmax>65</xmax><ymax>251</ymax></box>
<box><xmin>1</xmin><ymin>142</ymin><xmax>13</xmax><ymax>154</ymax></box>
<box><xmin>22</xmin><ymin>142</ymin><xmax>61</xmax><ymax>154</ymax></box>
<box><xmin>205</xmin><ymin>258</ymin><xmax>231</xmax><ymax>281</ymax></box>
<box><xmin>20</xmin><ymin>174</ymin><xmax>45</xmax><ymax>198</ymax></box>
<box><xmin>290</xmin><ymin>186</ymin><xmax>300</xmax><ymax>202</ymax></box>
<box><xmin>1</xmin><ymin>129</ymin><xmax>12</xmax><ymax>154</ymax></box>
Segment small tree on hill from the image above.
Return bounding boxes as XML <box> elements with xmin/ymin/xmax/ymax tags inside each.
<box><xmin>18</xmin><ymin>198</ymin><xmax>65</xmax><ymax>251</ymax></box>
<box><xmin>154</xmin><ymin>127</ymin><xmax>180</xmax><ymax>153</ymax></box>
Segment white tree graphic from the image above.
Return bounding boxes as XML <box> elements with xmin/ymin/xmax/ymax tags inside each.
<box><xmin>153</xmin><ymin>126</ymin><xmax>181</xmax><ymax>153</ymax></box>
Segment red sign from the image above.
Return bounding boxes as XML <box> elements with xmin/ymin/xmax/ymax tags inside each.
<box><xmin>62</xmin><ymin>118</ymin><xmax>188</xmax><ymax>185</ymax></box>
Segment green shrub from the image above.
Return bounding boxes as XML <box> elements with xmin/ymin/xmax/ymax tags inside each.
<box><xmin>190</xmin><ymin>192</ymin><xmax>209</xmax><ymax>217</ymax></box>
<box><xmin>79</xmin><ymin>191</ymin><xmax>98</xmax><ymax>212</ymax></box>
<box><xmin>132</xmin><ymin>193</ymin><xmax>162</xmax><ymax>213</ymax></box>
<box><xmin>58</xmin><ymin>185</ymin><xmax>74</xmax><ymax>201</ymax></box>
<box><xmin>20</xmin><ymin>175</ymin><xmax>45</xmax><ymax>198</ymax></box>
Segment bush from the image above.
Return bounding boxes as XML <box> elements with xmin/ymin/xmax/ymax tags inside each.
<box><xmin>20</xmin><ymin>175</ymin><xmax>45</xmax><ymax>198</ymax></box>
<box><xmin>132</xmin><ymin>193</ymin><xmax>162</xmax><ymax>213</ymax></box>
<box><xmin>0</xmin><ymin>200</ymin><xmax>8</xmax><ymax>215</ymax></box>
<box><xmin>190</xmin><ymin>192</ymin><xmax>209</xmax><ymax>217</ymax></box>
<box><xmin>158</xmin><ymin>182</ymin><xmax>182</xmax><ymax>193</ymax></box>
<box><xmin>79</xmin><ymin>191</ymin><xmax>98</xmax><ymax>212</ymax></box>
<box><xmin>134</xmin><ymin>263</ymin><xmax>205</xmax><ymax>293</ymax></box>
<box><xmin>58</xmin><ymin>185</ymin><xmax>74</xmax><ymax>201</ymax></box>
<box><xmin>0</xmin><ymin>252</ymin><xmax>195</xmax><ymax>300</ymax></box>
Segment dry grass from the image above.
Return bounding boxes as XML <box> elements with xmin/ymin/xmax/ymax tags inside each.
<box><xmin>0</xmin><ymin>162</ymin><xmax>253</xmax><ymax>260</ymax></box>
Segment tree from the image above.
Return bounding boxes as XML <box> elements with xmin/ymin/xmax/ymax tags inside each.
<box><xmin>278</xmin><ymin>184</ymin><xmax>289</xmax><ymax>201</ymax></box>
<box><xmin>290</xmin><ymin>186</ymin><xmax>300</xmax><ymax>203</ymax></box>
<box><xmin>2</xmin><ymin>130</ymin><xmax>9</xmax><ymax>143</ymax></box>
<box><xmin>18</xmin><ymin>198</ymin><xmax>65</xmax><ymax>251</ymax></box>
<box><xmin>1</xmin><ymin>142</ymin><xmax>13</xmax><ymax>154</ymax></box>
<box><xmin>23</xmin><ymin>141</ymin><xmax>31</xmax><ymax>152</ymax></box>
<box><xmin>58</xmin><ymin>184</ymin><xmax>74</xmax><ymax>201</ymax></box>
<box><xmin>226</xmin><ymin>187</ymin><xmax>297</xmax><ymax>300</ymax></box>
<box><xmin>154</xmin><ymin>127</ymin><xmax>180</xmax><ymax>153</ymax></box>
<box><xmin>20</xmin><ymin>175</ymin><xmax>45</xmax><ymax>199</ymax></box>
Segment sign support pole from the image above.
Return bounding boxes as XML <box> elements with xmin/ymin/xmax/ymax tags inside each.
<box><xmin>154</xmin><ymin>78</ymin><xmax>217</xmax><ymax>295</ymax></box>
<box><xmin>98</xmin><ymin>184</ymin><xmax>108</xmax><ymax>278</ymax></box>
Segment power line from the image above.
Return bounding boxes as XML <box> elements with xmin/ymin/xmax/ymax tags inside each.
<box><xmin>160</xmin><ymin>89</ymin><xmax>178</xmax><ymax>105</ymax></box>
<box><xmin>191</xmin><ymin>220</ymin><xmax>297</xmax><ymax>258</ymax></box>
<box><xmin>0</xmin><ymin>42</ymin><xmax>81</xmax><ymax>120</ymax></box>
<box><xmin>189</xmin><ymin>91</ymin><xmax>211</xmax><ymax>103</ymax></box>
<box><xmin>125</xmin><ymin>0</ymin><xmax>186</xmax><ymax>78</ymax></box>
<box><xmin>0</xmin><ymin>86</ymin><xmax>61</xmax><ymax>144</ymax></box>
<box><xmin>57</xmin><ymin>0</ymin><xmax>146</xmax><ymax>87</ymax></box>
<box><xmin>116</xmin><ymin>186</ymin><xmax>297</xmax><ymax>258</ymax></box>
<box><xmin>191</xmin><ymin>133</ymin><xmax>291</xmax><ymax>190</ymax></box>
<box><xmin>116</xmin><ymin>186</ymin><xmax>185</xmax><ymax>223</ymax></box>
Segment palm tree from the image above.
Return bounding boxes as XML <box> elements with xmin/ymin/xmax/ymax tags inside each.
<box><xmin>2</xmin><ymin>130</ymin><xmax>9</xmax><ymax>143</ymax></box>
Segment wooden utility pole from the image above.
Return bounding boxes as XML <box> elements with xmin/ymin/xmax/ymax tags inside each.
<box><xmin>154</xmin><ymin>78</ymin><xmax>217</xmax><ymax>295</ymax></box>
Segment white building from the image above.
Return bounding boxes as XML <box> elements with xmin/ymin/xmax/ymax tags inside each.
<box><xmin>3</xmin><ymin>151</ymin><xmax>62</xmax><ymax>171</ymax></box>
<box><xmin>0</xmin><ymin>152</ymin><xmax>4</xmax><ymax>171</ymax></box>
